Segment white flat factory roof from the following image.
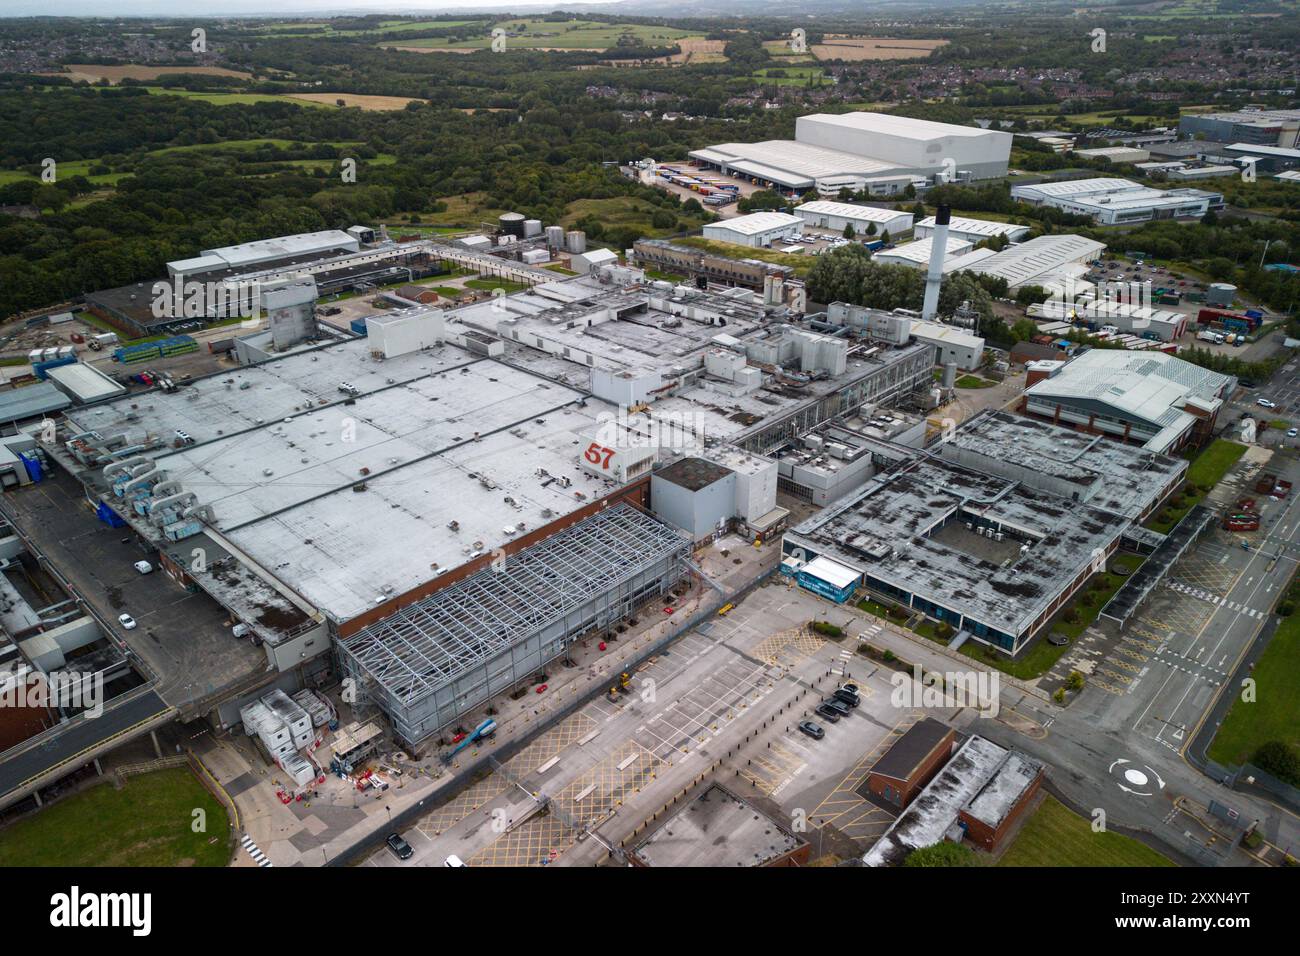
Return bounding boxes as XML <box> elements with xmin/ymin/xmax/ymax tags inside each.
<box><xmin>801</xmin><ymin>554</ymin><xmax>861</xmax><ymax>591</ymax></box>
<box><xmin>62</xmin><ymin>340</ymin><xmax>625</xmax><ymax>623</ymax></box>
<box><xmin>44</xmin><ymin>362</ymin><xmax>127</xmax><ymax>402</ymax></box>
<box><xmin>910</xmin><ymin>320</ymin><xmax>983</xmax><ymax>350</ymax></box>
<box><xmin>874</xmin><ymin>235</ymin><xmax>973</xmax><ymax>266</ymax></box>
<box><xmin>961</xmin><ymin>234</ymin><xmax>1106</xmax><ymax>288</ymax></box>
<box><xmin>915</xmin><ymin>215</ymin><xmax>1027</xmax><ymax>239</ymax></box>
<box><xmin>704</xmin><ymin>212</ymin><xmax>804</xmax><ymax>236</ymax></box>
<box><xmin>1013</xmin><ymin>177</ymin><xmax>1145</xmax><ymax>200</ymax></box>
<box><xmin>691</xmin><ymin>140</ymin><xmax>899</xmax><ymax>185</ymax></box>
<box><xmin>1026</xmin><ymin>349</ymin><xmax>1228</xmax><ymax>435</ymax></box>
<box><xmin>801</xmin><ymin>111</ymin><xmax>991</xmax><ymax>139</ymax></box>
<box><xmin>196</xmin><ymin>229</ymin><xmax>359</xmax><ymax>268</ymax></box>
<box><xmin>795</xmin><ymin>201</ymin><xmax>910</xmax><ymax>223</ymax></box>
<box><xmin>1225</xmin><ymin>142</ymin><xmax>1300</xmax><ymax>160</ymax></box>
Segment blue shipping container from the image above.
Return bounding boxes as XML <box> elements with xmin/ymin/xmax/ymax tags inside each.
<box><xmin>350</xmin><ymin>318</ymin><xmax>368</xmax><ymax>337</ymax></box>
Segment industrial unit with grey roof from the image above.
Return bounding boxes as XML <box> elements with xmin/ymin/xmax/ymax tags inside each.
<box><xmin>784</xmin><ymin>411</ymin><xmax>1183</xmax><ymax>653</ymax></box>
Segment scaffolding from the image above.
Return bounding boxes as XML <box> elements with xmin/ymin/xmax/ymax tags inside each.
<box><xmin>337</xmin><ymin>504</ymin><xmax>689</xmax><ymax>745</ymax></box>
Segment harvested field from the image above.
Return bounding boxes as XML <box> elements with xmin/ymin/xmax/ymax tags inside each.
<box><xmin>286</xmin><ymin>92</ymin><xmax>422</xmax><ymax>110</ymax></box>
<box><xmin>45</xmin><ymin>63</ymin><xmax>252</xmax><ymax>84</ymax></box>
<box><xmin>810</xmin><ymin>36</ymin><xmax>948</xmax><ymax>61</ymax></box>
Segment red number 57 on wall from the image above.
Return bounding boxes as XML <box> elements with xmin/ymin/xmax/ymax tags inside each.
<box><xmin>583</xmin><ymin>442</ymin><xmax>616</xmax><ymax>469</ymax></box>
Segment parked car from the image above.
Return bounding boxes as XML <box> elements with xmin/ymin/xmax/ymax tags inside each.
<box><xmin>832</xmin><ymin>687</ymin><xmax>860</xmax><ymax>709</ymax></box>
<box><xmin>1257</xmin><ymin>399</ymin><xmax>1277</xmax><ymax>409</ymax></box>
<box><xmin>822</xmin><ymin>698</ymin><xmax>852</xmax><ymax>717</ymax></box>
<box><xmin>118</xmin><ymin>613</ymin><xmax>137</xmax><ymax>630</ymax></box>
<box><xmin>840</xmin><ymin>683</ymin><xmax>860</xmax><ymax>696</ymax></box>
<box><xmin>445</xmin><ymin>854</ymin><xmax>467</xmax><ymax>867</ymax></box>
<box><xmin>386</xmin><ymin>833</ymin><xmax>413</xmax><ymax>860</ymax></box>
<box><xmin>814</xmin><ymin>703</ymin><xmax>842</xmax><ymax>723</ymax></box>
<box><xmin>798</xmin><ymin>721</ymin><xmax>825</xmax><ymax>740</ymax></box>
<box><xmin>1288</xmin><ymin>429</ymin><xmax>1298</xmax><ymax>438</ymax></box>
<box><xmin>133</xmin><ymin>560</ymin><xmax>153</xmax><ymax>574</ymax></box>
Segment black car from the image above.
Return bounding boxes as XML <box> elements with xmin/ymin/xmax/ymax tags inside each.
<box><xmin>814</xmin><ymin>703</ymin><xmax>842</xmax><ymax>723</ymax></box>
<box><xmin>832</xmin><ymin>687</ymin><xmax>860</xmax><ymax>709</ymax></box>
<box><xmin>386</xmin><ymin>833</ymin><xmax>414</xmax><ymax>861</ymax></box>
<box><xmin>823</xmin><ymin>697</ymin><xmax>852</xmax><ymax>717</ymax></box>
<box><xmin>798</xmin><ymin>721</ymin><xmax>825</xmax><ymax>740</ymax></box>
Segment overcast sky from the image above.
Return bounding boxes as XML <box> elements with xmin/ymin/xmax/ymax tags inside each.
<box><xmin>2</xmin><ymin>1</ymin><xmax>624</xmax><ymax>16</ymax></box>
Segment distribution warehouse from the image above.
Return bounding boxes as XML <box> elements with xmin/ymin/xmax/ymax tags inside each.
<box><xmin>690</xmin><ymin>111</ymin><xmax>1012</xmax><ymax>195</ymax></box>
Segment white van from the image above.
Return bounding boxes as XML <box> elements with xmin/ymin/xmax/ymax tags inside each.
<box><xmin>444</xmin><ymin>855</ymin><xmax>466</xmax><ymax>867</ymax></box>
<box><xmin>133</xmin><ymin>560</ymin><xmax>153</xmax><ymax>575</ymax></box>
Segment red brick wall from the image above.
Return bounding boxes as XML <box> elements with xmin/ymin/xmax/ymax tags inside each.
<box><xmin>866</xmin><ymin>728</ymin><xmax>956</xmax><ymax>809</ymax></box>
<box><xmin>958</xmin><ymin>769</ymin><xmax>1043</xmax><ymax>851</ymax></box>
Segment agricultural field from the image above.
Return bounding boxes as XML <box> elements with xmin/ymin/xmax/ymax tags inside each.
<box><xmin>385</xmin><ymin>18</ymin><xmax>702</xmax><ymax>52</ymax></box>
<box><xmin>812</xmin><ymin>36</ymin><xmax>948</xmax><ymax>61</ymax></box>
<box><xmin>751</xmin><ymin>66</ymin><xmax>832</xmax><ymax>87</ymax></box>
<box><xmin>247</xmin><ymin>18</ymin><xmax>483</xmax><ymax>39</ymax></box>
<box><xmin>281</xmin><ymin>92</ymin><xmax>422</xmax><ymax>111</ymax></box>
<box><xmin>765</xmin><ymin>36</ymin><xmax>946</xmax><ymax>61</ymax></box>
<box><xmin>41</xmin><ymin>63</ymin><xmax>252</xmax><ymax>84</ymax></box>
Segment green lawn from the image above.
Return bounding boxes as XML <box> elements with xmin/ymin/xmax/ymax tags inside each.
<box><xmin>464</xmin><ymin>278</ymin><xmax>529</xmax><ymax>293</ymax></box>
<box><xmin>1209</xmin><ymin>609</ymin><xmax>1300</xmax><ymax>766</ymax></box>
<box><xmin>1186</xmin><ymin>438</ymin><xmax>1247</xmax><ymax>487</ymax></box>
<box><xmin>955</xmin><ymin>375</ymin><xmax>996</xmax><ymax>389</ymax></box>
<box><xmin>0</xmin><ymin>767</ymin><xmax>230</xmax><ymax>867</ymax></box>
<box><xmin>1146</xmin><ymin>439</ymin><xmax>1246</xmax><ymax>534</ymax></box>
<box><xmin>997</xmin><ymin>796</ymin><xmax>1175</xmax><ymax>867</ymax></box>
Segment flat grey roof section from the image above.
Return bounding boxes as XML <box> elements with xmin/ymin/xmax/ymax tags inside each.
<box><xmin>339</xmin><ymin>504</ymin><xmax>688</xmax><ymax>705</ymax></box>
<box><xmin>630</xmin><ymin>783</ymin><xmax>805</xmax><ymax>867</ymax></box>
<box><xmin>1100</xmin><ymin>504</ymin><xmax>1215</xmax><ymax>626</ymax></box>
<box><xmin>0</xmin><ymin>382</ymin><xmax>72</xmax><ymax>423</ymax></box>
<box><xmin>789</xmin><ymin>455</ymin><xmax>1129</xmax><ymax>636</ymax></box>
<box><xmin>940</xmin><ymin>410</ymin><xmax>1186</xmax><ymax>520</ymax></box>
<box><xmin>964</xmin><ymin>751</ymin><xmax>1042</xmax><ymax>829</ymax></box>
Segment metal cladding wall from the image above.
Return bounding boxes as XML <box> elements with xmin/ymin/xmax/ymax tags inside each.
<box><xmin>795</xmin><ymin>114</ymin><xmax>1012</xmax><ymax>180</ymax></box>
<box><xmin>336</xmin><ymin>504</ymin><xmax>689</xmax><ymax>748</ymax></box>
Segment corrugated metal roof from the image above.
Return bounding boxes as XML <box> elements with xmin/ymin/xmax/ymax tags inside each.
<box><xmin>0</xmin><ymin>382</ymin><xmax>73</xmax><ymax>421</ymax></box>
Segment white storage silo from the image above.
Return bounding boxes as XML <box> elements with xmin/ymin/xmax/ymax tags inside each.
<box><xmin>566</xmin><ymin>230</ymin><xmax>587</xmax><ymax>254</ymax></box>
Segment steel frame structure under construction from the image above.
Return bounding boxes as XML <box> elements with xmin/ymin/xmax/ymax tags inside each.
<box><xmin>336</xmin><ymin>504</ymin><xmax>689</xmax><ymax>746</ymax></box>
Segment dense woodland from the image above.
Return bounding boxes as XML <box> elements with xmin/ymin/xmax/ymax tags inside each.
<box><xmin>0</xmin><ymin>9</ymin><xmax>1297</xmax><ymax>320</ymax></box>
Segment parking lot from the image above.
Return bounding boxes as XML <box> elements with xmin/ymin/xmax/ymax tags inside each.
<box><xmin>3</xmin><ymin>467</ymin><xmax>264</xmax><ymax>713</ymax></box>
<box><xmin>367</xmin><ymin>578</ymin><xmax>973</xmax><ymax>867</ymax></box>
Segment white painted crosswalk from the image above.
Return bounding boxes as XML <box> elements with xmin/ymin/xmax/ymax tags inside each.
<box><xmin>1164</xmin><ymin>580</ymin><xmax>1265</xmax><ymax>619</ymax></box>
<box><xmin>241</xmin><ymin>834</ymin><xmax>273</xmax><ymax>867</ymax></box>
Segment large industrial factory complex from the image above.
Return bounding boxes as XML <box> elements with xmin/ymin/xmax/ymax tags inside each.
<box><xmin>28</xmin><ymin>241</ymin><xmax>943</xmax><ymax>752</ymax></box>
<box><xmin>5</xmin><ymin>102</ymin><xmax>1267</xmax><ymax>869</ymax></box>
<box><xmin>690</xmin><ymin>111</ymin><xmax>1013</xmax><ymax>196</ymax></box>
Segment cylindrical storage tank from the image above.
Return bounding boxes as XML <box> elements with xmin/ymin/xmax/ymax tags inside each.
<box><xmin>1207</xmin><ymin>283</ymin><xmax>1236</xmax><ymax>308</ymax></box>
<box><xmin>941</xmin><ymin>363</ymin><xmax>957</xmax><ymax>388</ymax></box>
<box><xmin>498</xmin><ymin>212</ymin><xmax>526</xmax><ymax>238</ymax></box>
<box><xmin>523</xmin><ymin>219</ymin><xmax>542</xmax><ymax>238</ymax></box>
<box><xmin>545</xmin><ymin>225</ymin><xmax>565</xmax><ymax>249</ymax></box>
<box><xmin>566</xmin><ymin>230</ymin><xmax>587</xmax><ymax>254</ymax></box>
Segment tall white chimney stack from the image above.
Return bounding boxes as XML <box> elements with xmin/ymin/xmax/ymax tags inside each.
<box><xmin>921</xmin><ymin>204</ymin><xmax>950</xmax><ymax>323</ymax></box>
